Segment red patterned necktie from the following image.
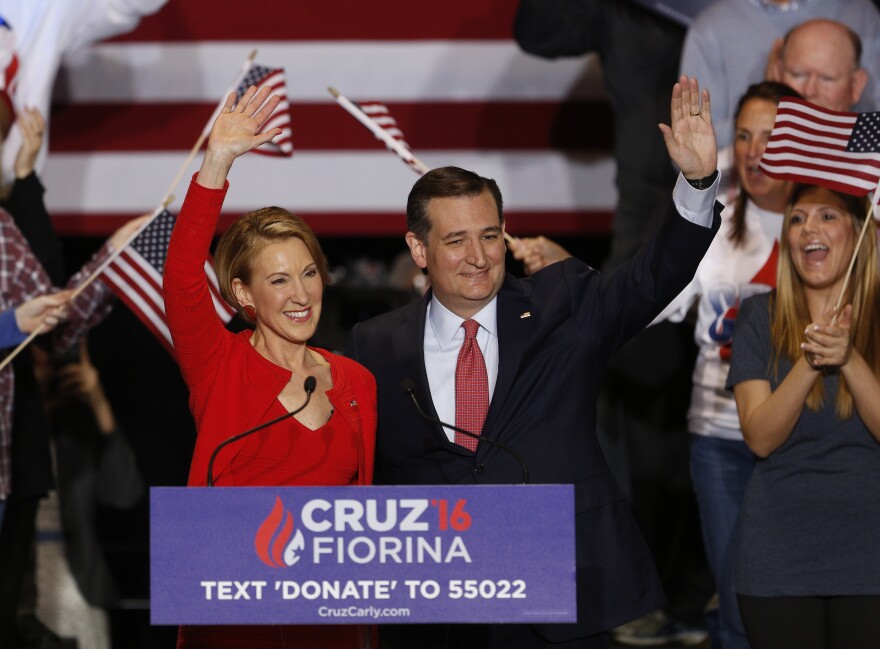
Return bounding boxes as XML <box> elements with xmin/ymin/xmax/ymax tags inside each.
<box><xmin>454</xmin><ymin>319</ymin><xmax>489</xmax><ymax>451</ymax></box>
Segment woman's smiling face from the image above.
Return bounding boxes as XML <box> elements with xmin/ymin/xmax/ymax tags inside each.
<box><xmin>786</xmin><ymin>186</ymin><xmax>857</xmax><ymax>293</ymax></box>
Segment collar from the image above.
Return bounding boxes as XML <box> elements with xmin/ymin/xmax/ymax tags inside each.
<box><xmin>747</xmin><ymin>0</ymin><xmax>806</xmax><ymax>12</ymax></box>
<box><xmin>427</xmin><ymin>294</ymin><xmax>498</xmax><ymax>351</ymax></box>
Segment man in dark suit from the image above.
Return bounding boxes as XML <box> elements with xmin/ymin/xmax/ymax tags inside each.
<box><xmin>346</xmin><ymin>76</ymin><xmax>722</xmax><ymax>649</ymax></box>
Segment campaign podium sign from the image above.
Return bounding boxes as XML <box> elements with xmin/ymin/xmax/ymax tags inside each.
<box><xmin>151</xmin><ymin>485</ymin><xmax>575</xmax><ymax>625</ymax></box>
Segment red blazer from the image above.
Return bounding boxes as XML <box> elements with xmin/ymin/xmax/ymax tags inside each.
<box><xmin>164</xmin><ymin>178</ymin><xmax>376</xmax><ymax>488</ymax></box>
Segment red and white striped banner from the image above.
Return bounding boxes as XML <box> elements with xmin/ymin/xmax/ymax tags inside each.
<box><xmin>44</xmin><ymin>0</ymin><xmax>615</xmax><ymax>237</ymax></box>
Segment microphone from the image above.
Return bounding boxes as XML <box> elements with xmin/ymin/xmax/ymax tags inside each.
<box><xmin>401</xmin><ymin>378</ymin><xmax>529</xmax><ymax>484</ymax></box>
<box><xmin>206</xmin><ymin>376</ymin><xmax>317</xmax><ymax>486</ymax></box>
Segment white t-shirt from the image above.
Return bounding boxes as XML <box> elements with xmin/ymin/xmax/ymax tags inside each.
<box><xmin>655</xmin><ymin>197</ymin><xmax>782</xmax><ymax>440</ymax></box>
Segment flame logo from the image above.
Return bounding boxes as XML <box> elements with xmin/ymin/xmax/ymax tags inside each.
<box><xmin>254</xmin><ymin>496</ymin><xmax>304</xmax><ymax>568</ymax></box>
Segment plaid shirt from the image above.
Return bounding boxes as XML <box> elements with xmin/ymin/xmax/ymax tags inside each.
<box><xmin>0</xmin><ymin>208</ymin><xmax>113</xmax><ymax>497</ymax></box>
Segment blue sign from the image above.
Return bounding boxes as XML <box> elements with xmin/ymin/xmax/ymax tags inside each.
<box><xmin>150</xmin><ymin>485</ymin><xmax>575</xmax><ymax>625</ymax></box>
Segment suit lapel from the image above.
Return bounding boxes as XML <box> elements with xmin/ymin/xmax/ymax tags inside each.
<box><xmin>391</xmin><ymin>293</ymin><xmax>450</xmax><ymax>445</ymax></box>
<box><xmin>483</xmin><ymin>275</ymin><xmax>533</xmax><ymax>437</ymax></box>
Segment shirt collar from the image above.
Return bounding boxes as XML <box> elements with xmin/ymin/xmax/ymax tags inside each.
<box><xmin>747</xmin><ymin>0</ymin><xmax>806</xmax><ymax>12</ymax></box>
<box><xmin>427</xmin><ymin>294</ymin><xmax>498</xmax><ymax>351</ymax></box>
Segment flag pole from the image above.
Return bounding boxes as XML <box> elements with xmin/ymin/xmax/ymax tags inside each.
<box><xmin>831</xmin><ymin>186</ymin><xmax>879</xmax><ymax>323</ymax></box>
<box><xmin>161</xmin><ymin>49</ymin><xmax>258</xmax><ymax>205</ymax></box>
<box><xmin>0</xmin><ymin>200</ymin><xmax>170</xmax><ymax>373</ymax></box>
<box><xmin>328</xmin><ymin>86</ymin><xmax>430</xmax><ymax>174</ymax></box>
<box><xmin>70</xmin><ymin>201</ymin><xmax>171</xmax><ymax>300</ymax></box>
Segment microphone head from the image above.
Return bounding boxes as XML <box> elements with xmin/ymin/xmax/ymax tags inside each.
<box><xmin>304</xmin><ymin>376</ymin><xmax>317</xmax><ymax>393</ymax></box>
<box><xmin>401</xmin><ymin>378</ymin><xmax>415</xmax><ymax>394</ymax></box>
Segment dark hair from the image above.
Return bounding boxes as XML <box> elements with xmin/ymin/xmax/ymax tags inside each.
<box><xmin>729</xmin><ymin>81</ymin><xmax>802</xmax><ymax>247</ymax></box>
<box><xmin>406</xmin><ymin>166</ymin><xmax>504</xmax><ymax>241</ymax></box>
<box><xmin>214</xmin><ymin>206</ymin><xmax>330</xmax><ymax>322</ymax></box>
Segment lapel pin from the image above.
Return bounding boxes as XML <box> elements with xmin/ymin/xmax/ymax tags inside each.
<box><xmin>520</xmin><ymin>311</ymin><xmax>531</xmax><ymax>319</ymax></box>
<box><xmin>349</xmin><ymin>400</ymin><xmax>358</xmax><ymax>407</ymax></box>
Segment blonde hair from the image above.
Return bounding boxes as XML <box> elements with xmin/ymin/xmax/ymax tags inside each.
<box><xmin>214</xmin><ymin>207</ymin><xmax>330</xmax><ymax>322</ymax></box>
<box><xmin>771</xmin><ymin>185</ymin><xmax>880</xmax><ymax>417</ymax></box>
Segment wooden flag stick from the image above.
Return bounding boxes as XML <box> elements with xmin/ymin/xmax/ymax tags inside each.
<box><xmin>69</xmin><ymin>201</ymin><xmax>170</xmax><ymax>301</ymax></box>
<box><xmin>161</xmin><ymin>49</ymin><xmax>258</xmax><ymax>205</ymax></box>
<box><xmin>328</xmin><ymin>86</ymin><xmax>430</xmax><ymax>175</ymax></box>
<box><xmin>831</xmin><ymin>190</ymin><xmax>878</xmax><ymax>324</ymax></box>
<box><xmin>0</xmin><ymin>200</ymin><xmax>170</xmax><ymax>373</ymax></box>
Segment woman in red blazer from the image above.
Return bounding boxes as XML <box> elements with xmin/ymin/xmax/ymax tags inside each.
<box><xmin>164</xmin><ymin>85</ymin><xmax>377</xmax><ymax>649</ymax></box>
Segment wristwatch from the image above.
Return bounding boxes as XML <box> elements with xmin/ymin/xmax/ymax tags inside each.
<box><xmin>685</xmin><ymin>170</ymin><xmax>719</xmax><ymax>190</ymax></box>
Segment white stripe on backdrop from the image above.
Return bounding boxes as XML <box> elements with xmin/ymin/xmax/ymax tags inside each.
<box><xmin>45</xmin><ymin>1</ymin><xmax>616</xmax><ymax>236</ymax></box>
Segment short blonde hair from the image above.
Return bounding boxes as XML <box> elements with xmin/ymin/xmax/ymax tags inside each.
<box><xmin>214</xmin><ymin>207</ymin><xmax>330</xmax><ymax>322</ymax></box>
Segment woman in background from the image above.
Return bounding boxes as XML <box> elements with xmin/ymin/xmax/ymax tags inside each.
<box><xmin>728</xmin><ymin>183</ymin><xmax>880</xmax><ymax>648</ymax></box>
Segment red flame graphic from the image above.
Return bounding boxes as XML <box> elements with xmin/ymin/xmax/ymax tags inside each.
<box><xmin>254</xmin><ymin>496</ymin><xmax>295</xmax><ymax>568</ymax></box>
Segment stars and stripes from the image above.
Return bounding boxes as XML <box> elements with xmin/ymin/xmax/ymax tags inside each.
<box><xmin>234</xmin><ymin>63</ymin><xmax>294</xmax><ymax>157</ymax></box>
<box><xmin>759</xmin><ymin>97</ymin><xmax>880</xmax><ymax>196</ymax></box>
<box><xmin>331</xmin><ymin>88</ymin><xmax>428</xmax><ymax>174</ymax></box>
<box><xmin>46</xmin><ymin>0</ymin><xmax>613</xmax><ymax>237</ymax></box>
<box><xmin>846</xmin><ymin>111</ymin><xmax>880</xmax><ymax>154</ymax></box>
<box><xmin>354</xmin><ymin>100</ymin><xmax>427</xmax><ymax>174</ymax></box>
<box><xmin>100</xmin><ymin>208</ymin><xmax>235</xmax><ymax>356</ymax></box>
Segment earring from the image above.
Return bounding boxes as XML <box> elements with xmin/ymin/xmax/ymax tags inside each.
<box><xmin>243</xmin><ymin>304</ymin><xmax>257</xmax><ymax>320</ymax></box>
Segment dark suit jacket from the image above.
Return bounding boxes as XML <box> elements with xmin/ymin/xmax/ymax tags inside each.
<box><xmin>347</xmin><ymin>199</ymin><xmax>721</xmax><ymax>642</ymax></box>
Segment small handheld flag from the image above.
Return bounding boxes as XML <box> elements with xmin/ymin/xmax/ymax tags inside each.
<box><xmin>100</xmin><ymin>208</ymin><xmax>235</xmax><ymax>356</ymax></box>
<box><xmin>329</xmin><ymin>87</ymin><xmax>428</xmax><ymax>174</ymax></box>
<box><xmin>759</xmin><ymin>97</ymin><xmax>880</xmax><ymax>196</ymax></box>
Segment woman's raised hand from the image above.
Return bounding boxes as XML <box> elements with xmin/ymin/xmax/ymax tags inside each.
<box><xmin>197</xmin><ymin>86</ymin><xmax>282</xmax><ymax>188</ymax></box>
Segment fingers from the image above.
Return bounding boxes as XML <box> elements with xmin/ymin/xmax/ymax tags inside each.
<box><xmin>231</xmin><ymin>85</ymin><xmax>277</xmax><ymax>118</ymax></box>
<box><xmin>672</xmin><ymin>74</ymin><xmax>686</xmax><ymax>122</ymax></box>
<box><xmin>507</xmin><ymin>237</ymin><xmax>525</xmax><ymax>260</ymax></box>
<box><xmin>700</xmin><ymin>87</ymin><xmax>712</xmax><ymax>124</ymax></box>
<box><xmin>687</xmin><ymin>76</ymin><xmax>701</xmax><ymax>117</ymax></box>
<box><xmin>802</xmin><ymin>317</ymin><xmax>852</xmax><ymax>367</ymax></box>
<box><xmin>78</xmin><ymin>337</ymin><xmax>92</xmax><ymax>365</ymax></box>
<box><xmin>108</xmin><ymin>214</ymin><xmax>151</xmax><ymax>252</ymax></box>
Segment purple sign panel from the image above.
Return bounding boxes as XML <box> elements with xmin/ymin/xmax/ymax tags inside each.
<box><xmin>151</xmin><ymin>485</ymin><xmax>575</xmax><ymax>625</ymax></box>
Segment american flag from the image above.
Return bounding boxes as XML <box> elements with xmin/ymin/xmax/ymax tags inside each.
<box><xmin>99</xmin><ymin>208</ymin><xmax>235</xmax><ymax>356</ymax></box>
<box><xmin>759</xmin><ymin>97</ymin><xmax>880</xmax><ymax>197</ymax></box>
<box><xmin>45</xmin><ymin>0</ymin><xmax>613</xmax><ymax>238</ymax></box>
<box><xmin>234</xmin><ymin>63</ymin><xmax>293</xmax><ymax>157</ymax></box>
<box><xmin>331</xmin><ymin>89</ymin><xmax>428</xmax><ymax>175</ymax></box>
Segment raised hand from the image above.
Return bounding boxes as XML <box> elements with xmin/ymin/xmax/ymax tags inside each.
<box><xmin>658</xmin><ymin>75</ymin><xmax>717</xmax><ymax>180</ymax></box>
<box><xmin>197</xmin><ymin>85</ymin><xmax>283</xmax><ymax>189</ymax></box>
<box><xmin>508</xmin><ymin>235</ymin><xmax>572</xmax><ymax>275</ymax></box>
<box><xmin>14</xmin><ymin>107</ymin><xmax>45</xmax><ymax>179</ymax></box>
<box><xmin>802</xmin><ymin>304</ymin><xmax>853</xmax><ymax>369</ymax></box>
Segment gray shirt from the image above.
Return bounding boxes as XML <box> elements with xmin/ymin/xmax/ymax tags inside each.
<box><xmin>727</xmin><ymin>292</ymin><xmax>880</xmax><ymax>596</ymax></box>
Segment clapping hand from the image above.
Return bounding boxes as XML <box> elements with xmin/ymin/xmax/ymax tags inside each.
<box><xmin>802</xmin><ymin>305</ymin><xmax>853</xmax><ymax>369</ymax></box>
